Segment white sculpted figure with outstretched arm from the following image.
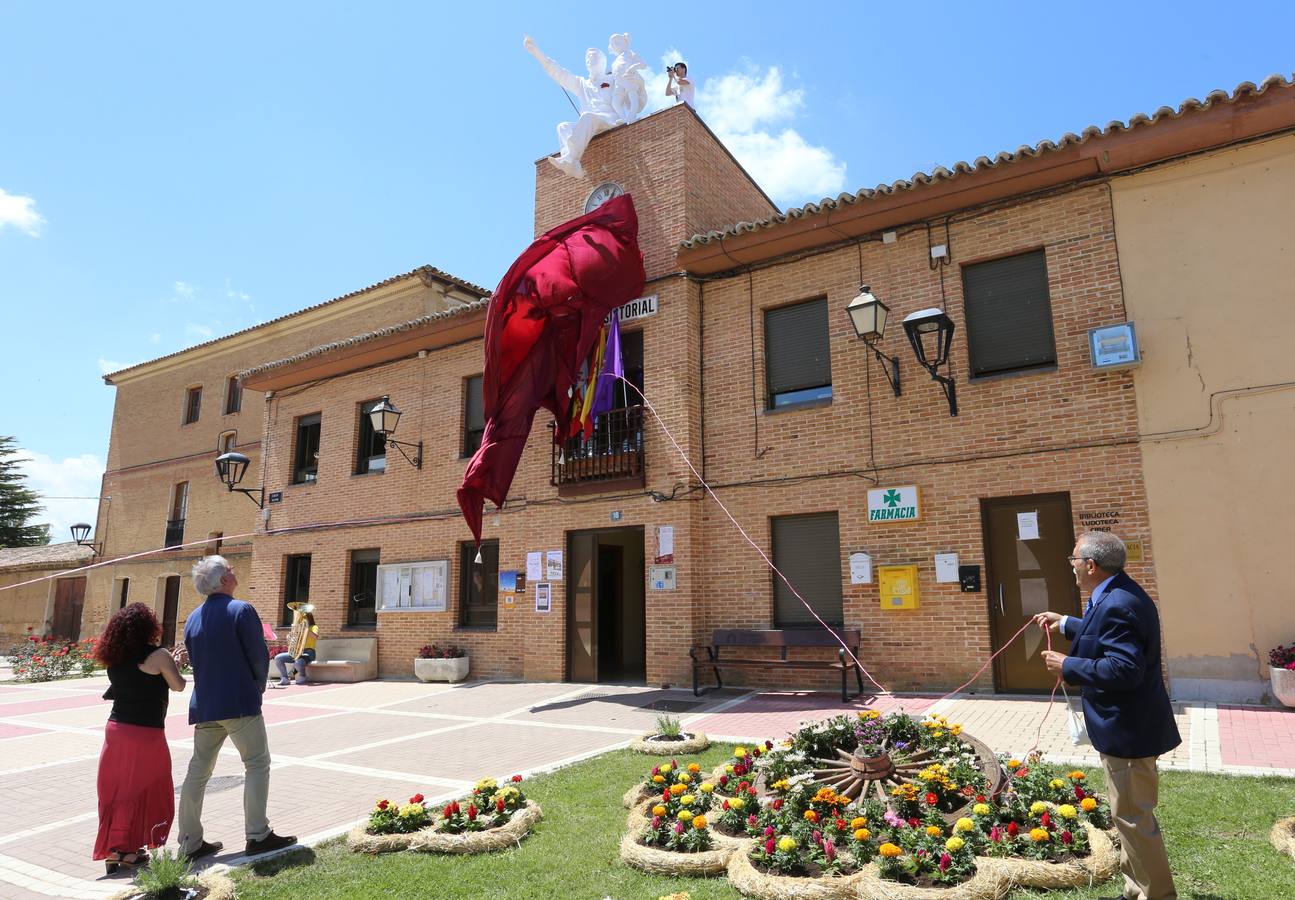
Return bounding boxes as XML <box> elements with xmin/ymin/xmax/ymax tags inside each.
<box><xmin>523</xmin><ymin>34</ymin><xmax>618</xmax><ymax>178</ymax></box>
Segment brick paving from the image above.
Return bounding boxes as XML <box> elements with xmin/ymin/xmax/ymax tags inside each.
<box><xmin>0</xmin><ymin>673</ymin><xmax>1290</xmax><ymax>899</ymax></box>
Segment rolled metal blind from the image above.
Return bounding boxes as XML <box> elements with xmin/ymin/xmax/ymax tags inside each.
<box><xmin>772</xmin><ymin>512</ymin><xmax>843</xmax><ymax>626</ymax></box>
<box><xmin>765</xmin><ymin>297</ymin><xmax>832</xmax><ymax>401</ymax></box>
<box><xmin>962</xmin><ymin>249</ymin><xmax>1057</xmax><ymax>376</ymax></box>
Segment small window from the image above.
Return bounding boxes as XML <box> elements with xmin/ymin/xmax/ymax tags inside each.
<box><xmin>772</xmin><ymin>512</ymin><xmax>842</xmax><ymax>627</ymax></box>
<box><xmin>355</xmin><ymin>400</ymin><xmax>388</xmax><ymax>475</ymax></box>
<box><xmin>114</xmin><ymin>577</ymin><xmax>130</xmax><ymax>611</ymax></box>
<box><xmin>224</xmin><ymin>376</ymin><xmax>242</xmax><ymax>415</ymax></box>
<box><xmin>765</xmin><ymin>298</ymin><xmax>832</xmax><ymax>408</ymax></box>
<box><xmin>183</xmin><ymin>386</ymin><xmax>202</xmax><ymax>425</ymax></box>
<box><xmin>458</xmin><ymin>540</ymin><xmax>498</xmax><ymax>628</ymax></box>
<box><xmin>962</xmin><ymin>249</ymin><xmax>1057</xmax><ymax>377</ymax></box>
<box><xmin>292</xmin><ymin>413</ymin><xmax>322</xmax><ymax>484</ymax></box>
<box><xmin>218</xmin><ymin>431</ymin><xmax>237</xmax><ymax>454</ymax></box>
<box><xmin>165</xmin><ymin>483</ymin><xmax>188</xmax><ymax>549</ymax></box>
<box><xmin>348</xmin><ymin>549</ymin><xmax>380</xmax><ymax>627</ymax></box>
<box><xmin>282</xmin><ymin>554</ymin><xmax>312</xmax><ymax>626</ymax></box>
<box><xmin>462</xmin><ymin>376</ymin><xmax>484</xmax><ymax>457</ymax></box>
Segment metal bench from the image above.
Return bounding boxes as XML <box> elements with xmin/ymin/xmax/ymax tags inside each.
<box><xmin>689</xmin><ymin>628</ymin><xmax>865</xmax><ymax>703</ymax></box>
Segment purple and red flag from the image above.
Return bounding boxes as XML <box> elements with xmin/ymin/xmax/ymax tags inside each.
<box><xmin>457</xmin><ymin>193</ymin><xmax>645</xmax><ymax>545</ymax></box>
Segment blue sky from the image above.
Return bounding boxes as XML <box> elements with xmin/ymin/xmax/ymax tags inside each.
<box><xmin>1</xmin><ymin>1</ymin><xmax>1292</xmax><ymax>540</ymax></box>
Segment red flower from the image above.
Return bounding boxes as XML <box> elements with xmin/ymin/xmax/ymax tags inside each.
<box><xmin>651</xmin><ymin>815</ymin><xmax>661</xmax><ymax>829</ymax></box>
<box><xmin>662</xmin><ymin>789</ymin><xmax>671</xmax><ymax>802</ymax></box>
<box><xmin>1040</xmin><ymin>812</ymin><xmax>1052</xmax><ymax>828</ymax></box>
<box><xmin>443</xmin><ymin>805</ymin><xmax>454</xmax><ymax>819</ymax></box>
<box><xmin>765</xmin><ymin>740</ymin><xmax>774</xmax><ymax>750</ymax></box>
<box><xmin>748</xmin><ymin>814</ymin><xmax>758</xmax><ymax>827</ymax></box>
<box><xmin>939</xmin><ymin>852</ymin><xmax>951</xmax><ymax>872</ymax></box>
<box><xmin>907</xmin><ymin>818</ymin><xmax>921</xmax><ymax>828</ymax></box>
<box><xmin>976</xmin><ymin>794</ymin><xmax>986</xmax><ymax>803</ymax></box>
<box><xmin>1074</xmin><ymin>786</ymin><xmax>1086</xmax><ymax>799</ymax></box>
<box><xmin>410</xmin><ymin>793</ymin><xmax>424</xmax><ymax>804</ymax></box>
<box><xmin>1007</xmin><ymin>821</ymin><xmax>1019</xmax><ymax>837</ymax></box>
<box><xmin>467</xmin><ymin>804</ymin><xmax>477</xmax><ymax>821</ymax></box>
<box><xmin>835</xmin><ymin>818</ymin><xmax>847</xmax><ymax>832</ymax></box>
<box><xmin>651</xmin><ymin>766</ymin><xmax>660</xmax><ymax>776</ymax></box>
<box><xmin>752</xmin><ymin>747</ymin><xmax>762</xmax><ymax>758</ymax></box>
<box><xmin>925</xmin><ymin>792</ymin><xmax>939</xmax><ymax>806</ymax></box>
<box><xmin>722</xmin><ymin>799</ymin><xmax>730</xmax><ymax>810</ymax></box>
<box><xmin>1060</xmin><ymin>829</ymin><xmax>1073</xmax><ymax>845</ymax></box>
<box><xmin>719</xmin><ymin>775</ymin><xmax>729</xmax><ymax>787</ymax></box>
<box><xmin>824</xmin><ymin>838</ymin><xmax>836</xmax><ymax>863</ymax></box>
<box><xmin>765</xmin><ymin>837</ymin><xmax>776</xmax><ymax>855</ymax></box>
<box><xmin>377</xmin><ymin>799</ymin><xmax>389</xmax><ymax>810</ymax></box>
<box><xmin>1015</xmin><ymin>767</ymin><xmax>1029</xmax><ymax>778</ymax></box>
<box><xmin>772</xmin><ymin>798</ymin><xmax>784</xmax><ymax>811</ymax></box>
<box><xmin>496</xmin><ymin>797</ymin><xmax>505</xmax><ymax>814</ymax></box>
<box><xmin>812</xmin><ymin>829</ymin><xmax>822</xmax><ymax>845</ymax></box>
<box><xmin>511</xmin><ymin>774</ymin><xmax>523</xmax><ymax>783</ymax></box>
<box><xmin>738</xmin><ymin>780</ymin><xmax>751</xmax><ymax>792</ymax></box>
<box><xmin>764</xmin><ymin>826</ymin><xmax>775</xmax><ymax>837</ymax></box>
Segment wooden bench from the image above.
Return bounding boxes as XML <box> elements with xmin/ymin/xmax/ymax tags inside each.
<box><xmin>310</xmin><ymin>636</ymin><xmax>378</xmax><ymax>683</ymax></box>
<box><xmin>689</xmin><ymin>628</ymin><xmax>865</xmax><ymax>702</ymax></box>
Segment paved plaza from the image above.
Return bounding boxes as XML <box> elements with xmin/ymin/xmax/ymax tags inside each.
<box><xmin>0</xmin><ymin>671</ymin><xmax>1292</xmax><ymax>899</ymax></box>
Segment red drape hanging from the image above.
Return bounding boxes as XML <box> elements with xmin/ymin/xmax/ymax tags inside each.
<box><xmin>457</xmin><ymin>193</ymin><xmax>645</xmax><ymax>544</ymax></box>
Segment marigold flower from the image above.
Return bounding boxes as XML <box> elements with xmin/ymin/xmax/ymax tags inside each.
<box><xmin>678</xmin><ymin>810</ymin><xmax>693</xmax><ymax>822</ymax></box>
<box><xmin>659</xmin><ymin>763</ymin><xmax>672</xmax><ymax>774</ymax></box>
<box><xmin>725</xmin><ymin>765</ymin><xmax>735</xmax><ymax>774</ymax></box>
<box><xmin>1030</xmin><ymin>801</ymin><xmax>1048</xmax><ymax>815</ymax></box>
<box><xmin>803</xmin><ymin>809</ymin><xmax>818</xmax><ymax>823</ymax></box>
<box><xmin>699</xmin><ymin>781</ymin><xmax>714</xmax><ymax>793</ymax></box>
<box><xmin>688</xmin><ymin>763</ymin><xmax>701</xmax><ymax>774</ymax></box>
<box><xmin>946</xmin><ymin>836</ymin><xmax>965</xmax><ymax>852</ymax></box>
<box><xmin>950</xmin><ymin>724</ymin><xmax>962</xmax><ymax>735</ymax></box>
<box><xmin>678</xmin><ymin>773</ymin><xmax>691</xmax><ymax>784</ymax></box>
<box><xmin>1049</xmin><ymin>778</ymin><xmax>1066</xmax><ymax>789</ymax></box>
<box><xmin>730</xmin><ymin>797</ymin><xmax>745</xmax><ymax>811</ymax></box>
<box><xmin>652</xmin><ymin>774</ymin><xmax>665</xmax><ymax>784</ymax></box>
<box><xmin>1081</xmin><ymin>797</ymin><xmax>1098</xmax><ymax>812</ymax></box>
<box><xmin>1057</xmin><ymin>804</ymin><xmax>1077</xmax><ymax>820</ymax></box>
<box><xmin>399</xmin><ymin>803</ymin><xmax>423</xmax><ymax>818</ymax></box>
<box><xmin>854</xmin><ymin>827</ymin><xmax>871</xmax><ymax>841</ymax></box>
<box><xmin>670</xmin><ymin>783</ymin><xmax>686</xmax><ymax>796</ymax></box>
<box><xmin>1008</xmin><ymin>758</ymin><xmax>1022</xmax><ymax>768</ymax></box>
<box><xmin>878</xmin><ymin>842</ymin><xmax>903</xmax><ymax>858</ymax></box>
<box><xmin>693</xmin><ymin>814</ymin><xmax>708</xmax><ymax>829</ymax></box>
<box><xmin>955</xmin><ymin>817</ymin><xmax>974</xmax><ymax>833</ymax></box>
<box><xmin>778</xmin><ymin>836</ymin><xmax>797</xmax><ymax>852</ymax></box>
<box><xmin>1030</xmin><ymin>827</ymin><xmax>1050</xmax><ymax>842</ymax></box>
<box><xmin>973</xmin><ymin>803</ymin><xmax>991</xmax><ymax>815</ymax></box>
<box><xmin>1068</xmin><ymin>771</ymin><xmax>1085</xmax><ymax>781</ymax></box>
<box><xmin>851</xmin><ymin>816</ymin><xmax>868</xmax><ymax>830</ymax></box>
<box><xmin>679</xmin><ymin>794</ymin><xmax>694</xmax><ymax>807</ymax></box>
<box><xmin>653</xmin><ymin>805</ymin><xmax>667</xmax><ymax>817</ymax></box>
<box><xmin>734</xmin><ymin>746</ymin><xmax>747</xmax><ymax>758</ymax></box>
<box><xmin>925</xmin><ymin>825</ymin><xmax>943</xmax><ymax>838</ymax></box>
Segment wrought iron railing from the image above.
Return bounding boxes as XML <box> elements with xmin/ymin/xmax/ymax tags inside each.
<box><xmin>552</xmin><ymin>405</ymin><xmax>645</xmax><ymax>487</ymax></box>
<box><xmin>164</xmin><ymin>518</ymin><xmax>185</xmax><ymax>549</ymax></box>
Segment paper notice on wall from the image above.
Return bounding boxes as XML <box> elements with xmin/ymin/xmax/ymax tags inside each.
<box><xmin>656</xmin><ymin>525</ymin><xmax>674</xmax><ymax>564</ymax></box>
<box><xmin>848</xmin><ymin>552</ymin><xmax>873</xmax><ymax>584</ymax></box>
<box><xmin>934</xmin><ymin>553</ymin><xmax>959</xmax><ymax>583</ymax></box>
<box><xmin>535</xmin><ymin>582</ymin><xmax>552</xmax><ymax>612</ymax></box>
<box><xmin>526</xmin><ymin>552</ymin><xmax>543</xmax><ymax>582</ymax></box>
<box><xmin>546</xmin><ymin>550</ymin><xmax>564</xmax><ymax>581</ymax></box>
<box><xmin>1017</xmin><ymin>512</ymin><xmax>1040</xmax><ymax>541</ymax></box>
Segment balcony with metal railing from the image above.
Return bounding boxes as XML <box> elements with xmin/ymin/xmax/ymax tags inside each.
<box><xmin>551</xmin><ymin>405</ymin><xmax>645</xmax><ymax>496</ymax></box>
<box><xmin>164</xmin><ymin>518</ymin><xmax>185</xmax><ymax>549</ymax></box>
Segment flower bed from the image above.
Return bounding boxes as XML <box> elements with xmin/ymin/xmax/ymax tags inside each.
<box><xmin>7</xmin><ymin>628</ymin><xmax>99</xmax><ymax>682</ymax></box>
<box><xmin>108</xmin><ymin>870</ymin><xmax>237</xmax><ymax>900</ymax></box>
<box><xmin>726</xmin><ymin>850</ymin><xmax>867</xmax><ymax>900</ymax></box>
<box><xmin>628</xmin><ymin>731</ymin><xmax>710</xmax><ymax>754</ymax></box>
<box><xmin>1271</xmin><ymin>816</ymin><xmax>1295</xmax><ymax>861</ymax></box>
<box><xmin>348</xmin><ymin>776</ymin><xmax>541</xmax><ymax>856</ymax></box>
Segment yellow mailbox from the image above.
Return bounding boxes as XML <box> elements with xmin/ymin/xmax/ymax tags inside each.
<box><xmin>878</xmin><ymin>565</ymin><xmax>920</xmax><ymax>610</ymax></box>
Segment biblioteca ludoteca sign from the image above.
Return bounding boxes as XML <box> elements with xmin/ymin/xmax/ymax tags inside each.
<box><xmin>867</xmin><ymin>485</ymin><xmax>921</xmax><ymax>523</ymax></box>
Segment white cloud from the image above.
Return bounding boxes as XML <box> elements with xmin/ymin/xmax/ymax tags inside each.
<box><xmin>13</xmin><ymin>450</ymin><xmax>106</xmax><ymax>545</ymax></box>
<box><xmin>149</xmin><ymin>333</ymin><xmax>161</xmax><ymax>344</ymax></box>
<box><xmin>184</xmin><ymin>323</ymin><xmax>214</xmax><ymax>340</ymax></box>
<box><xmin>0</xmin><ymin>188</ymin><xmax>45</xmax><ymax>237</ymax></box>
<box><xmin>643</xmin><ymin>54</ymin><xmax>846</xmax><ymax>206</ymax></box>
<box><xmin>97</xmin><ymin>358</ymin><xmax>139</xmax><ymax>376</ymax></box>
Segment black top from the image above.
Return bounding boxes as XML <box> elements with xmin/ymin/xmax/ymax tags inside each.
<box><xmin>106</xmin><ymin>646</ymin><xmax>169</xmax><ymax>729</ymax></box>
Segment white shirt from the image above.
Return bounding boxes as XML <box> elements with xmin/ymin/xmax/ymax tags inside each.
<box><xmin>670</xmin><ymin>77</ymin><xmax>695</xmax><ymax>107</ymax></box>
<box><xmin>1061</xmin><ymin>573</ymin><xmax>1118</xmax><ymax>634</ymax></box>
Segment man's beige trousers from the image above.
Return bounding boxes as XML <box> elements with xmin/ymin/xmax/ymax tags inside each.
<box><xmin>178</xmin><ymin>714</ymin><xmax>272</xmax><ymax>852</ymax></box>
<box><xmin>1101</xmin><ymin>753</ymin><xmax>1177</xmax><ymax>900</ymax></box>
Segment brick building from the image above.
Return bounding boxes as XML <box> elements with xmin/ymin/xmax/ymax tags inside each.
<box><xmin>74</xmin><ymin>77</ymin><xmax>1295</xmax><ymax>700</ymax></box>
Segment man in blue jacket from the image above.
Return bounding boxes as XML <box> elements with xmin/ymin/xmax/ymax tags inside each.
<box><xmin>177</xmin><ymin>556</ymin><xmax>296</xmax><ymax>860</ymax></box>
<box><xmin>1035</xmin><ymin>531</ymin><xmax>1178</xmax><ymax>900</ymax></box>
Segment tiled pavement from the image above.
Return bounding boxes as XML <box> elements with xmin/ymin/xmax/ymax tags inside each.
<box><xmin>0</xmin><ymin>672</ymin><xmax>1291</xmax><ymax>900</ymax></box>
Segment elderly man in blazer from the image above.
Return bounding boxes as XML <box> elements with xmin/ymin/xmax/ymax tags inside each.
<box><xmin>1034</xmin><ymin>531</ymin><xmax>1179</xmax><ymax>900</ymax></box>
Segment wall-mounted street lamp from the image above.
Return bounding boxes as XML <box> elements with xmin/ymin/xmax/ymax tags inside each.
<box><xmin>901</xmin><ymin>308</ymin><xmax>958</xmax><ymax>416</ymax></box>
<box><xmin>845</xmin><ymin>285</ymin><xmax>901</xmax><ymax>397</ymax></box>
<box><xmin>368</xmin><ymin>396</ymin><xmax>423</xmax><ymax>470</ymax></box>
<box><xmin>214</xmin><ymin>451</ymin><xmax>266</xmax><ymax>508</ymax></box>
<box><xmin>69</xmin><ymin>523</ymin><xmax>102</xmax><ymax>556</ymax></box>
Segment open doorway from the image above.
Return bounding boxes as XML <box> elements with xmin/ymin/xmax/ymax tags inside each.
<box><xmin>567</xmin><ymin>526</ymin><xmax>645</xmax><ymax>683</ymax></box>
<box><xmin>160</xmin><ymin>575</ymin><xmax>181</xmax><ymax>647</ymax></box>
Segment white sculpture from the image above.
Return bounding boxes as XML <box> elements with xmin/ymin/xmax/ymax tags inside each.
<box><xmin>524</xmin><ymin>33</ymin><xmax>646</xmax><ymax>178</ymax></box>
<box><xmin>607</xmin><ymin>33</ymin><xmax>648</xmax><ymax>124</ymax></box>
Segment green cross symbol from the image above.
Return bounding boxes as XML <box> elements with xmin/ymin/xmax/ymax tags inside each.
<box><xmin>882</xmin><ymin>489</ymin><xmax>902</xmax><ymax>507</ymax></box>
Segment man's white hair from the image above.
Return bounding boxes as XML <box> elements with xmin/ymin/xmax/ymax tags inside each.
<box><xmin>192</xmin><ymin>555</ymin><xmax>232</xmax><ymax>596</ymax></box>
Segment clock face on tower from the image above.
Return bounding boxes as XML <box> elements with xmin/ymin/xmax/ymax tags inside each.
<box><xmin>584</xmin><ymin>181</ymin><xmax>624</xmax><ymax>214</ymax></box>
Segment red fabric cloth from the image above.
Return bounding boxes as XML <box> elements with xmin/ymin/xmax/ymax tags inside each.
<box><xmin>457</xmin><ymin>193</ymin><xmax>645</xmax><ymax>543</ymax></box>
<box><xmin>94</xmin><ymin>720</ymin><xmax>174</xmax><ymax>858</ymax></box>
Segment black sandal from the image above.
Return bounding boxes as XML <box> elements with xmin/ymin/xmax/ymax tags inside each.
<box><xmin>104</xmin><ymin>850</ymin><xmax>147</xmax><ymax>874</ymax></box>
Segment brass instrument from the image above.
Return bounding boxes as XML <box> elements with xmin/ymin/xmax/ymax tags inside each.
<box><xmin>285</xmin><ymin>601</ymin><xmax>315</xmax><ymax>657</ymax></box>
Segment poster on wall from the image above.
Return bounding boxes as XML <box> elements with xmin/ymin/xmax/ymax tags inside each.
<box><xmin>535</xmin><ymin>582</ymin><xmax>552</xmax><ymax>612</ymax></box>
<box><xmin>546</xmin><ymin>551</ymin><xmax>564</xmax><ymax>580</ymax></box>
<box><xmin>1017</xmin><ymin>512</ymin><xmax>1040</xmax><ymax>541</ymax></box>
<box><xmin>655</xmin><ymin>525</ymin><xmax>674</xmax><ymax>564</ymax></box>
<box><xmin>526</xmin><ymin>552</ymin><xmax>543</xmax><ymax>582</ymax></box>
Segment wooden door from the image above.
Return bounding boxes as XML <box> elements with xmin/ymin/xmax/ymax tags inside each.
<box><xmin>567</xmin><ymin>531</ymin><xmax>597</xmax><ymax>682</ymax></box>
<box><xmin>51</xmin><ymin>577</ymin><xmax>86</xmax><ymax>641</ymax></box>
<box><xmin>161</xmin><ymin>576</ymin><xmax>181</xmax><ymax>648</ymax></box>
<box><xmin>981</xmin><ymin>494</ymin><xmax>1081</xmax><ymax>692</ymax></box>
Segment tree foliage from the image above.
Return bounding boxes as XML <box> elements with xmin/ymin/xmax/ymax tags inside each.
<box><xmin>0</xmin><ymin>436</ymin><xmax>50</xmax><ymax>548</ymax></box>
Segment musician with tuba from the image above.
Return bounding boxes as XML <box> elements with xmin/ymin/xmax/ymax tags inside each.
<box><xmin>273</xmin><ymin>602</ymin><xmax>318</xmax><ymax>687</ymax></box>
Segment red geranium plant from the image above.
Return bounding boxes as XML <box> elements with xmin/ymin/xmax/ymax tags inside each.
<box><xmin>418</xmin><ymin>644</ymin><xmax>466</xmax><ymax>659</ymax></box>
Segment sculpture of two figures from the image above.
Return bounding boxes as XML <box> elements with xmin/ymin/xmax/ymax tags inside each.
<box><xmin>524</xmin><ymin>33</ymin><xmax>648</xmax><ymax>178</ymax></box>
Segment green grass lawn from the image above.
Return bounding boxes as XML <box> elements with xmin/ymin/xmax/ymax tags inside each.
<box><xmin>232</xmin><ymin>745</ymin><xmax>1295</xmax><ymax>899</ymax></box>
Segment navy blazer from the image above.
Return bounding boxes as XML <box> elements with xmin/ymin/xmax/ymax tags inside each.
<box><xmin>184</xmin><ymin>594</ymin><xmax>269</xmax><ymax>725</ymax></box>
<box><xmin>1061</xmin><ymin>572</ymin><xmax>1180</xmax><ymax>759</ymax></box>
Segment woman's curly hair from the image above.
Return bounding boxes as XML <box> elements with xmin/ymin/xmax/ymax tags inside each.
<box><xmin>95</xmin><ymin>602</ymin><xmax>161</xmax><ymax>667</ymax></box>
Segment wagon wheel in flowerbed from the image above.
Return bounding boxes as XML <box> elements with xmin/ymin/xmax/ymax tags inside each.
<box><xmin>806</xmin><ymin>731</ymin><xmax>1003</xmax><ymax>825</ymax></box>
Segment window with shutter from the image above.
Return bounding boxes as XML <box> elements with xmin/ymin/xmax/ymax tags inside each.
<box><xmin>962</xmin><ymin>250</ymin><xmax>1057</xmax><ymax>377</ymax></box>
<box><xmin>772</xmin><ymin>512</ymin><xmax>843</xmax><ymax>626</ymax></box>
<box><xmin>355</xmin><ymin>399</ymin><xmax>387</xmax><ymax>474</ymax></box>
<box><xmin>292</xmin><ymin>413</ymin><xmax>321</xmax><ymax>484</ymax></box>
<box><xmin>764</xmin><ymin>297</ymin><xmax>832</xmax><ymax>407</ymax></box>
<box><xmin>462</xmin><ymin>376</ymin><xmax>484</xmax><ymax>457</ymax></box>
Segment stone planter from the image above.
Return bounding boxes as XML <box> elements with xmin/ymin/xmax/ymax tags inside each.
<box><xmin>415</xmin><ymin>656</ymin><xmax>469</xmax><ymax>683</ymax></box>
<box><xmin>1270</xmin><ymin>666</ymin><xmax>1295</xmax><ymax>707</ymax></box>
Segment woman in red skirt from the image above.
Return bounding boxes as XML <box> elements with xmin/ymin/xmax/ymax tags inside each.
<box><xmin>94</xmin><ymin>602</ymin><xmax>187</xmax><ymax>873</ymax></box>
